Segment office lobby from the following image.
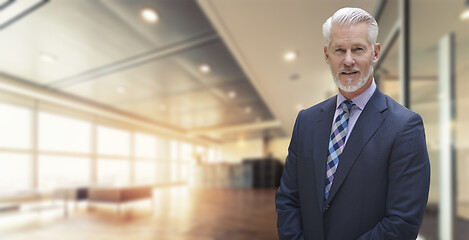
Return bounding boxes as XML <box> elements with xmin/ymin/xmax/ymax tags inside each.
<box><xmin>0</xmin><ymin>0</ymin><xmax>469</xmax><ymax>239</ymax></box>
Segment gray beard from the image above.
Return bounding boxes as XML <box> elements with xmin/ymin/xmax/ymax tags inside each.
<box><xmin>332</xmin><ymin>64</ymin><xmax>373</xmax><ymax>93</ymax></box>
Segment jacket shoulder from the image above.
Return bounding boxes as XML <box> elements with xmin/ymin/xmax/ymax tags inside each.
<box><xmin>382</xmin><ymin>94</ymin><xmax>421</xmax><ymax>120</ymax></box>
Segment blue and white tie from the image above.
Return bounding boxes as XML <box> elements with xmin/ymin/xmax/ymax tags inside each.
<box><xmin>325</xmin><ymin>100</ymin><xmax>352</xmax><ymax>200</ymax></box>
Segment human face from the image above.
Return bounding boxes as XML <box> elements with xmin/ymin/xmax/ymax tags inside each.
<box><xmin>324</xmin><ymin>23</ymin><xmax>380</xmax><ymax>98</ymax></box>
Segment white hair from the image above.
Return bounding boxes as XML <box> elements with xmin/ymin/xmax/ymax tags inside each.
<box><xmin>322</xmin><ymin>7</ymin><xmax>378</xmax><ymax>48</ymax></box>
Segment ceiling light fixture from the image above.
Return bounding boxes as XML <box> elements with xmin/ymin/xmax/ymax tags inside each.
<box><xmin>284</xmin><ymin>50</ymin><xmax>298</xmax><ymax>62</ymax></box>
<box><xmin>461</xmin><ymin>9</ymin><xmax>469</xmax><ymax>20</ymax></box>
<box><xmin>39</xmin><ymin>52</ymin><xmax>57</xmax><ymax>63</ymax></box>
<box><xmin>228</xmin><ymin>91</ymin><xmax>237</xmax><ymax>99</ymax></box>
<box><xmin>237</xmin><ymin>137</ymin><xmax>246</xmax><ymax>147</ymax></box>
<box><xmin>199</xmin><ymin>63</ymin><xmax>211</xmax><ymax>73</ymax></box>
<box><xmin>140</xmin><ymin>8</ymin><xmax>159</xmax><ymax>23</ymax></box>
<box><xmin>116</xmin><ymin>86</ymin><xmax>126</xmax><ymax>94</ymax></box>
<box><xmin>461</xmin><ymin>0</ymin><xmax>469</xmax><ymax>20</ymax></box>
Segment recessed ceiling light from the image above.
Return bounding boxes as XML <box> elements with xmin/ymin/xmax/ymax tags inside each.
<box><xmin>244</xmin><ymin>106</ymin><xmax>252</xmax><ymax>114</ymax></box>
<box><xmin>237</xmin><ymin>137</ymin><xmax>246</xmax><ymax>147</ymax></box>
<box><xmin>141</xmin><ymin>8</ymin><xmax>159</xmax><ymax>23</ymax></box>
<box><xmin>39</xmin><ymin>52</ymin><xmax>57</xmax><ymax>63</ymax></box>
<box><xmin>289</xmin><ymin>73</ymin><xmax>300</xmax><ymax>81</ymax></box>
<box><xmin>228</xmin><ymin>91</ymin><xmax>237</xmax><ymax>99</ymax></box>
<box><xmin>284</xmin><ymin>51</ymin><xmax>298</xmax><ymax>62</ymax></box>
<box><xmin>116</xmin><ymin>86</ymin><xmax>126</xmax><ymax>94</ymax></box>
<box><xmin>461</xmin><ymin>9</ymin><xmax>469</xmax><ymax>20</ymax></box>
<box><xmin>199</xmin><ymin>64</ymin><xmax>211</xmax><ymax>73</ymax></box>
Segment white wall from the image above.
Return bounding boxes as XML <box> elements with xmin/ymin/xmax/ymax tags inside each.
<box><xmin>266</xmin><ymin>137</ymin><xmax>290</xmax><ymax>163</ymax></box>
<box><xmin>220</xmin><ymin>136</ymin><xmax>291</xmax><ymax>164</ymax></box>
<box><xmin>220</xmin><ymin>138</ymin><xmax>264</xmax><ymax>163</ymax></box>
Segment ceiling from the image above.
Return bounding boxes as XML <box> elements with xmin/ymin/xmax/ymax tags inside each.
<box><xmin>0</xmin><ymin>0</ymin><xmax>278</xmax><ymax>142</ymax></box>
<box><xmin>0</xmin><ymin>0</ymin><xmax>468</xmax><ymax>144</ymax></box>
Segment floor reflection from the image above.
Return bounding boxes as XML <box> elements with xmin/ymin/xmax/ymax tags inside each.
<box><xmin>0</xmin><ymin>187</ymin><xmax>278</xmax><ymax>240</ymax></box>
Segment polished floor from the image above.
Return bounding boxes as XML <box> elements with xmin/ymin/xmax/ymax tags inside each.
<box><xmin>1</xmin><ymin>187</ymin><xmax>468</xmax><ymax>240</ymax></box>
<box><xmin>0</xmin><ymin>187</ymin><xmax>278</xmax><ymax>240</ymax></box>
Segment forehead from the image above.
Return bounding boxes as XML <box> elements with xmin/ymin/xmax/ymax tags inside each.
<box><xmin>329</xmin><ymin>22</ymin><xmax>370</xmax><ymax>46</ymax></box>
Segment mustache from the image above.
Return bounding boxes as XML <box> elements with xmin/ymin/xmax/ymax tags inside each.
<box><xmin>339</xmin><ymin>67</ymin><xmax>361</xmax><ymax>73</ymax></box>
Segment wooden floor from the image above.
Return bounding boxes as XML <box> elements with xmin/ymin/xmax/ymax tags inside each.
<box><xmin>0</xmin><ymin>187</ymin><xmax>279</xmax><ymax>240</ymax></box>
<box><xmin>2</xmin><ymin>187</ymin><xmax>469</xmax><ymax>240</ymax></box>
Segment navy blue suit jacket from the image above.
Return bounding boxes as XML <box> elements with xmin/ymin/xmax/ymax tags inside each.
<box><xmin>275</xmin><ymin>88</ymin><xmax>430</xmax><ymax>240</ymax></box>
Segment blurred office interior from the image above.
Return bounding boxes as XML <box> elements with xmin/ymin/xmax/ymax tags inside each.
<box><xmin>0</xmin><ymin>0</ymin><xmax>468</xmax><ymax>239</ymax></box>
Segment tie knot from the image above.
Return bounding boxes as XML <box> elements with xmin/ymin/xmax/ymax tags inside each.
<box><xmin>342</xmin><ymin>100</ymin><xmax>353</xmax><ymax>113</ymax></box>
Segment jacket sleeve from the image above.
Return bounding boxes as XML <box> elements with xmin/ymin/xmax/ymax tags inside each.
<box><xmin>357</xmin><ymin>113</ymin><xmax>431</xmax><ymax>240</ymax></box>
<box><xmin>275</xmin><ymin>110</ymin><xmax>305</xmax><ymax>240</ymax></box>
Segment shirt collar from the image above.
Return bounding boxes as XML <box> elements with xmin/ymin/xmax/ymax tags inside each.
<box><xmin>336</xmin><ymin>79</ymin><xmax>376</xmax><ymax>110</ymax></box>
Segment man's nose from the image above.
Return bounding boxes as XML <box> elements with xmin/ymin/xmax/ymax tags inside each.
<box><xmin>344</xmin><ymin>51</ymin><xmax>355</xmax><ymax>66</ymax></box>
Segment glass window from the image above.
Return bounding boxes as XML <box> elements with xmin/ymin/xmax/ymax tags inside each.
<box><xmin>38</xmin><ymin>111</ymin><xmax>91</xmax><ymax>153</ymax></box>
<box><xmin>0</xmin><ymin>153</ymin><xmax>31</xmax><ymax>193</ymax></box>
<box><xmin>208</xmin><ymin>147</ymin><xmax>218</xmax><ymax>163</ymax></box>
<box><xmin>0</xmin><ymin>103</ymin><xmax>31</xmax><ymax>149</ymax></box>
<box><xmin>97</xmin><ymin>125</ymin><xmax>130</xmax><ymax>156</ymax></box>
<box><xmin>180</xmin><ymin>163</ymin><xmax>188</xmax><ymax>182</ymax></box>
<box><xmin>196</xmin><ymin>145</ymin><xmax>207</xmax><ymax>163</ymax></box>
<box><xmin>156</xmin><ymin>137</ymin><xmax>170</xmax><ymax>161</ymax></box>
<box><xmin>97</xmin><ymin>158</ymin><xmax>130</xmax><ymax>186</ymax></box>
<box><xmin>135</xmin><ymin>160</ymin><xmax>156</xmax><ymax>185</ymax></box>
<box><xmin>171</xmin><ymin>163</ymin><xmax>180</xmax><ymax>182</ymax></box>
<box><xmin>156</xmin><ymin>162</ymin><xmax>171</xmax><ymax>184</ymax></box>
<box><xmin>170</xmin><ymin>140</ymin><xmax>180</xmax><ymax>161</ymax></box>
<box><xmin>180</xmin><ymin>142</ymin><xmax>194</xmax><ymax>162</ymax></box>
<box><xmin>135</xmin><ymin>132</ymin><xmax>157</xmax><ymax>159</ymax></box>
<box><xmin>38</xmin><ymin>155</ymin><xmax>90</xmax><ymax>190</ymax></box>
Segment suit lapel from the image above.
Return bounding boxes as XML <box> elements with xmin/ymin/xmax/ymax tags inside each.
<box><xmin>312</xmin><ymin>97</ymin><xmax>337</xmax><ymax>208</ymax></box>
<box><xmin>325</xmin><ymin>89</ymin><xmax>388</xmax><ymax>205</ymax></box>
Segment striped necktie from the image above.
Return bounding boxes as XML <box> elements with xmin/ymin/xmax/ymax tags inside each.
<box><xmin>325</xmin><ymin>100</ymin><xmax>352</xmax><ymax>200</ymax></box>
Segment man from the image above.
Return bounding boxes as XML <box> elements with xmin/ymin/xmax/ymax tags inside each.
<box><xmin>275</xmin><ymin>7</ymin><xmax>430</xmax><ymax>240</ymax></box>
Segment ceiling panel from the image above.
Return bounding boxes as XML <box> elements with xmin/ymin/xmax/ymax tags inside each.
<box><xmin>61</xmin><ymin>57</ymin><xmax>203</xmax><ymax>104</ymax></box>
<box><xmin>99</xmin><ymin>0</ymin><xmax>215</xmax><ymax>47</ymax></box>
<box><xmin>170</xmin><ymin>40</ymin><xmax>247</xmax><ymax>85</ymax></box>
<box><xmin>0</xmin><ymin>0</ymin><xmax>155</xmax><ymax>84</ymax></box>
<box><xmin>117</xmin><ymin>89</ymin><xmax>223</xmax><ymax>128</ymax></box>
<box><xmin>210</xmin><ymin>80</ymin><xmax>262</xmax><ymax>104</ymax></box>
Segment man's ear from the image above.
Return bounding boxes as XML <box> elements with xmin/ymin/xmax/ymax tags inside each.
<box><xmin>324</xmin><ymin>45</ymin><xmax>330</xmax><ymax>64</ymax></box>
<box><xmin>373</xmin><ymin>43</ymin><xmax>381</xmax><ymax>63</ymax></box>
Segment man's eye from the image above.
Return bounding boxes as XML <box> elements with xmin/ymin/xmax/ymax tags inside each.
<box><xmin>354</xmin><ymin>48</ymin><xmax>364</xmax><ymax>51</ymax></box>
<box><xmin>335</xmin><ymin>49</ymin><xmax>344</xmax><ymax>52</ymax></box>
